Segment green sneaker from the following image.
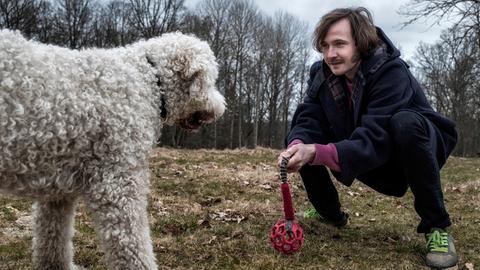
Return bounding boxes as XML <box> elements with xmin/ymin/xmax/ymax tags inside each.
<box><xmin>302</xmin><ymin>208</ymin><xmax>349</xmax><ymax>228</ymax></box>
<box><xmin>303</xmin><ymin>208</ymin><xmax>322</xmax><ymax>219</ymax></box>
<box><xmin>425</xmin><ymin>228</ymin><xmax>458</xmax><ymax>269</ymax></box>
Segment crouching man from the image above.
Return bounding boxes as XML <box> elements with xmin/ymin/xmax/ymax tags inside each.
<box><xmin>278</xmin><ymin>7</ymin><xmax>458</xmax><ymax>269</ymax></box>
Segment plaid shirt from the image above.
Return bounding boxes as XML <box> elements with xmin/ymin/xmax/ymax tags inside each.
<box><xmin>325</xmin><ymin>70</ymin><xmax>365</xmax><ymax>114</ymax></box>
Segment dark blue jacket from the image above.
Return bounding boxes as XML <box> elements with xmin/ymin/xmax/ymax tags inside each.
<box><xmin>287</xmin><ymin>27</ymin><xmax>457</xmax><ymax>186</ymax></box>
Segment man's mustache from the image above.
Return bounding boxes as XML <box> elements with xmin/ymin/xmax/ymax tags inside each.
<box><xmin>328</xmin><ymin>59</ymin><xmax>343</xmax><ymax>65</ymax></box>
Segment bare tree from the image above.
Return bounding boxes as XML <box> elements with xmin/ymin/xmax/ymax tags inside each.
<box><xmin>248</xmin><ymin>13</ymin><xmax>269</xmax><ymax>148</ymax></box>
<box><xmin>128</xmin><ymin>0</ymin><xmax>185</xmax><ymax>38</ymax></box>
<box><xmin>260</xmin><ymin>12</ymin><xmax>310</xmax><ymax>148</ymax></box>
<box><xmin>401</xmin><ymin>0</ymin><xmax>480</xmax><ymax>156</ymax></box>
<box><xmin>197</xmin><ymin>0</ymin><xmax>232</xmax><ymax>148</ymax></box>
<box><xmin>227</xmin><ymin>0</ymin><xmax>258</xmax><ymax>148</ymax></box>
<box><xmin>50</xmin><ymin>0</ymin><xmax>95</xmax><ymax>48</ymax></box>
<box><xmin>415</xmin><ymin>28</ymin><xmax>479</xmax><ymax>156</ymax></box>
<box><xmin>35</xmin><ymin>0</ymin><xmax>55</xmax><ymax>42</ymax></box>
<box><xmin>0</xmin><ymin>0</ymin><xmax>46</xmax><ymax>37</ymax></box>
<box><xmin>277</xmin><ymin>13</ymin><xmax>309</xmax><ymax>147</ymax></box>
<box><xmin>197</xmin><ymin>0</ymin><xmax>231</xmax><ymax>55</ymax></box>
<box><xmin>399</xmin><ymin>0</ymin><xmax>480</xmax><ymax>48</ymax></box>
<box><xmin>92</xmin><ymin>0</ymin><xmax>135</xmax><ymax>47</ymax></box>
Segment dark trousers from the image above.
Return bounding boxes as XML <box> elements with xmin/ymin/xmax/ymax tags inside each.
<box><xmin>300</xmin><ymin>111</ymin><xmax>452</xmax><ymax>233</ymax></box>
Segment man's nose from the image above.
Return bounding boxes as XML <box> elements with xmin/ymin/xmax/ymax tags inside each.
<box><xmin>324</xmin><ymin>47</ymin><xmax>337</xmax><ymax>59</ymax></box>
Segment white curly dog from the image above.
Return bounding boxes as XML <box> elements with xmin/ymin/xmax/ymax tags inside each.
<box><xmin>0</xmin><ymin>29</ymin><xmax>225</xmax><ymax>269</ymax></box>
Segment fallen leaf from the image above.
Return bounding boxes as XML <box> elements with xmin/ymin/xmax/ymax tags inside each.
<box><xmin>386</xmin><ymin>237</ymin><xmax>397</xmax><ymax>243</ymax></box>
<box><xmin>5</xmin><ymin>205</ymin><xmax>19</xmax><ymax>216</ymax></box>
<box><xmin>258</xmin><ymin>184</ymin><xmax>272</xmax><ymax>190</ymax></box>
<box><xmin>400</xmin><ymin>235</ymin><xmax>411</xmax><ymax>242</ymax></box>
<box><xmin>207</xmin><ymin>236</ymin><xmax>217</xmax><ymax>244</ymax></box>
<box><xmin>197</xmin><ymin>219</ymin><xmax>211</xmax><ymax>228</ymax></box>
<box><xmin>465</xmin><ymin>262</ymin><xmax>474</xmax><ymax>270</ymax></box>
<box><xmin>200</xmin><ymin>197</ymin><xmax>222</xmax><ymax>207</ymax></box>
<box><xmin>347</xmin><ymin>191</ymin><xmax>361</xmax><ymax>196</ymax></box>
<box><xmin>210</xmin><ymin>210</ymin><xmax>246</xmax><ymax>223</ymax></box>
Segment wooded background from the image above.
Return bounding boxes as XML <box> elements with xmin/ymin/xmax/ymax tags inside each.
<box><xmin>1</xmin><ymin>0</ymin><xmax>479</xmax><ymax>156</ymax></box>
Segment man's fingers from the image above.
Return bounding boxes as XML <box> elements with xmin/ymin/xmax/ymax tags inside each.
<box><xmin>288</xmin><ymin>154</ymin><xmax>302</xmax><ymax>167</ymax></box>
<box><xmin>287</xmin><ymin>163</ymin><xmax>302</xmax><ymax>173</ymax></box>
<box><xmin>278</xmin><ymin>149</ymin><xmax>294</xmax><ymax>166</ymax></box>
<box><xmin>277</xmin><ymin>146</ymin><xmax>302</xmax><ymax>170</ymax></box>
<box><xmin>284</xmin><ymin>150</ymin><xmax>306</xmax><ymax>172</ymax></box>
<box><xmin>283</xmin><ymin>146</ymin><xmax>299</xmax><ymax>158</ymax></box>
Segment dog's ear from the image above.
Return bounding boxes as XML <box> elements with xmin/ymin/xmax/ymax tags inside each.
<box><xmin>183</xmin><ymin>70</ymin><xmax>201</xmax><ymax>85</ymax></box>
<box><xmin>146</xmin><ymin>54</ymin><xmax>200</xmax><ymax>84</ymax></box>
<box><xmin>174</xmin><ymin>54</ymin><xmax>202</xmax><ymax>83</ymax></box>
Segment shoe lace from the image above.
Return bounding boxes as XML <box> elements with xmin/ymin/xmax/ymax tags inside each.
<box><xmin>426</xmin><ymin>230</ymin><xmax>449</xmax><ymax>253</ymax></box>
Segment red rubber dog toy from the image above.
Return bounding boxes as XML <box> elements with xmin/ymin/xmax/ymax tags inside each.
<box><xmin>270</xmin><ymin>157</ymin><xmax>304</xmax><ymax>254</ymax></box>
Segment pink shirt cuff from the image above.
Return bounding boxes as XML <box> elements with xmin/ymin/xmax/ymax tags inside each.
<box><xmin>309</xmin><ymin>143</ymin><xmax>341</xmax><ymax>172</ymax></box>
<box><xmin>287</xmin><ymin>139</ymin><xmax>304</xmax><ymax>149</ymax></box>
<box><xmin>287</xmin><ymin>140</ymin><xmax>340</xmax><ymax>172</ymax></box>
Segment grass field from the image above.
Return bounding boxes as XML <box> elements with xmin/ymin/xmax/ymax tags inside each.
<box><xmin>1</xmin><ymin>147</ymin><xmax>479</xmax><ymax>269</ymax></box>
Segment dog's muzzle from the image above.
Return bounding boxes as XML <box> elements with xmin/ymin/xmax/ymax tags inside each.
<box><xmin>177</xmin><ymin>110</ymin><xmax>216</xmax><ymax>132</ymax></box>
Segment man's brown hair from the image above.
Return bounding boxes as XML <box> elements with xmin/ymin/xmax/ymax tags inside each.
<box><xmin>313</xmin><ymin>7</ymin><xmax>379</xmax><ymax>57</ymax></box>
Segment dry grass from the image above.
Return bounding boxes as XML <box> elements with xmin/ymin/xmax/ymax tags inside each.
<box><xmin>1</xmin><ymin>147</ymin><xmax>479</xmax><ymax>269</ymax></box>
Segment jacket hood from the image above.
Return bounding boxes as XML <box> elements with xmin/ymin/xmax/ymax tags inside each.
<box><xmin>360</xmin><ymin>27</ymin><xmax>401</xmax><ymax>76</ymax></box>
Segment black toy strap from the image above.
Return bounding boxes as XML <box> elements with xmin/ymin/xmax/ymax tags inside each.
<box><xmin>279</xmin><ymin>156</ymin><xmax>290</xmax><ymax>183</ymax></box>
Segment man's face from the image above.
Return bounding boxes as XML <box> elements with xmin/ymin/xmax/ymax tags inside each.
<box><xmin>321</xmin><ymin>18</ymin><xmax>361</xmax><ymax>80</ymax></box>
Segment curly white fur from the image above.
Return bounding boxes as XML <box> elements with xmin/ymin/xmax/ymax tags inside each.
<box><xmin>0</xmin><ymin>29</ymin><xmax>225</xmax><ymax>270</ymax></box>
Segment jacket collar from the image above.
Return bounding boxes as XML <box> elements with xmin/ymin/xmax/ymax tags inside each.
<box><xmin>310</xmin><ymin>63</ymin><xmax>354</xmax><ymax>139</ymax></box>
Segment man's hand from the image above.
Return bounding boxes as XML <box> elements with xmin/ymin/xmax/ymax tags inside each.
<box><xmin>278</xmin><ymin>144</ymin><xmax>316</xmax><ymax>173</ymax></box>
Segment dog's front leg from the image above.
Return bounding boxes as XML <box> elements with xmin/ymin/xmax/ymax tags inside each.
<box><xmin>85</xmin><ymin>169</ymin><xmax>157</xmax><ymax>270</ymax></box>
<box><xmin>32</xmin><ymin>197</ymin><xmax>77</xmax><ymax>270</ymax></box>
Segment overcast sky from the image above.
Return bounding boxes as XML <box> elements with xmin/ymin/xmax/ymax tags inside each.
<box><xmin>184</xmin><ymin>0</ymin><xmax>456</xmax><ymax>63</ymax></box>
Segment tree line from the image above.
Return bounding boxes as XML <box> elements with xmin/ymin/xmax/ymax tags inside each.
<box><xmin>1</xmin><ymin>0</ymin><xmax>479</xmax><ymax>156</ymax></box>
<box><xmin>0</xmin><ymin>0</ymin><xmax>311</xmax><ymax>150</ymax></box>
